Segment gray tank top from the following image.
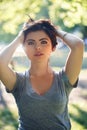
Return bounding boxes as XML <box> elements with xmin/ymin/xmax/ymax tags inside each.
<box><xmin>6</xmin><ymin>69</ymin><xmax>78</xmax><ymax>130</ymax></box>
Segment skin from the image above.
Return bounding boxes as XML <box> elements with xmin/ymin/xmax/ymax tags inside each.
<box><xmin>24</xmin><ymin>31</ymin><xmax>54</xmax><ymax>64</ymax></box>
<box><xmin>0</xmin><ymin>29</ymin><xmax>84</xmax><ymax>95</ymax></box>
<box><xmin>23</xmin><ymin>31</ymin><xmax>56</xmax><ymax>95</ymax></box>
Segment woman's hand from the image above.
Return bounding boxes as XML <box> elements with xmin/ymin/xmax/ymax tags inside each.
<box><xmin>16</xmin><ymin>30</ymin><xmax>24</xmax><ymax>45</ymax></box>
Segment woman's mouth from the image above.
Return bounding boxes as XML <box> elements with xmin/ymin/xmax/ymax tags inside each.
<box><xmin>34</xmin><ymin>53</ymin><xmax>43</xmax><ymax>56</ymax></box>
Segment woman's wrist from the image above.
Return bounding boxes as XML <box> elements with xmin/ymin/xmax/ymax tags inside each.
<box><xmin>57</xmin><ymin>30</ymin><xmax>68</xmax><ymax>40</ymax></box>
<box><xmin>62</xmin><ymin>32</ymin><xmax>68</xmax><ymax>40</ymax></box>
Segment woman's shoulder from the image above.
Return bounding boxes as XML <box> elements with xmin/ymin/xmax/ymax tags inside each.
<box><xmin>53</xmin><ymin>68</ymin><xmax>65</xmax><ymax>78</ymax></box>
<box><xmin>16</xmin><ymin>69</ymin><xmax>29</xmax><ymax>79</ymax></box>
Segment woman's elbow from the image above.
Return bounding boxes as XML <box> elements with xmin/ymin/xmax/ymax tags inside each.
<box><xmin>75</xmin><ymin>39</ymin><xmax>84</xmax><ymax>51</ymax></box>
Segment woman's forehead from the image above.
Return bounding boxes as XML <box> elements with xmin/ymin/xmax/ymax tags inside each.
<box><xmin>26</xmin><ymin>30</ymin><xmax>50</xmax><ymax>39</ymax></box>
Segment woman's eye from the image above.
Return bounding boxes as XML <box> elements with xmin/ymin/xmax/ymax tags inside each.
<box><xmin>41</xmin><ymin>41</ymin><xmax>47</xmax><ymax>44</ymax></box>
<box><xmin>28</xmin><ymin>42</ymin><xmax>34</xmax><ymax>45</ymax></box>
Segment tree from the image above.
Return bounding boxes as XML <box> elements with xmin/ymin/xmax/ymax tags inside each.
<box><xmin>49</xmin><ymin>0</ymin><xmax>87</xmax><ymax>31</ymax></box>
<box><xmin>0</xmin><ymin>0</ymin><xmax>87</xmax><ymax>43</ymax></box>
<box><xmin>50</xmin><ymin>0</ymin><xmax>87</xmax><ymax>39</ymax></box>
<box><xmin>0</xmin><ymin>0</ymin><xmax>42</xmax><ymax>34</ymax></box>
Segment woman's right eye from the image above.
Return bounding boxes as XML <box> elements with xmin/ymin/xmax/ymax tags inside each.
<box><xmin>27</xmin><ymin>41</ymin><xmax>34</xmax><ymax>45</ymax></box>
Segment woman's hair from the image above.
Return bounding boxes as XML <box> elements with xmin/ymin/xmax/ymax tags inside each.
<box><xmin>23</xmin><ymin>18</ymin><xmax>58</xmax><ymax>48</ymax></box>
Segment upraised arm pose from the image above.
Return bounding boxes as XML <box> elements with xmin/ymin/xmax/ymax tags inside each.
<box><xmin>0</xmin><ymin>18</ymin><xmax>84</xmax><ymax>130</ymax></box>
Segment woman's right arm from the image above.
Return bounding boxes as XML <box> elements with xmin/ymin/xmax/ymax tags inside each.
<box><xmin>0</xmin><ymin>31</ymin><xmax>24</xmax><ymax>91</ymax></box>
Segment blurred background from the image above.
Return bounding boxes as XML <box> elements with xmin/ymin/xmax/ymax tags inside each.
<box><xmin>0</xmin><ymin>0</ymin><xmax>87</xmax><ymax>130</ymax></box>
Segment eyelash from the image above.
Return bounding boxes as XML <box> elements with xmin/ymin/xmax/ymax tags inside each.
<box><xmin>41</xmin><ymin>41</ymin><xmax>47</xmax><ymax>44</ymax></box>
<box><xmin>28</xmin><ymin>42</ymin><xmax>34</xmax><ymax>45</ymax></box>
<box><xmin>27</xmin><ymin>41</ymin><xmax>48</xmax><ymax>45</ymax></box>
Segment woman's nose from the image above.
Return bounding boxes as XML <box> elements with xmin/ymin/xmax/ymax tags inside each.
<box><xmin>35</xmin><ymin>44</ymin><xmax>41</xmax><ymax>50</ymax></box>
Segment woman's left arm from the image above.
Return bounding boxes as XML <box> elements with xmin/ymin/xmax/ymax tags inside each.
<box><xmin>57</xmin><ymin>30</ymin><xmax>84</xmax><ymax>86</ymax></box>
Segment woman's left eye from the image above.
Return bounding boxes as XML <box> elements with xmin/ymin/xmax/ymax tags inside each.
<box><xmin>41</xmin><ymin>41</ymin><xmax>47</xmax><ymax>44</ymax></box>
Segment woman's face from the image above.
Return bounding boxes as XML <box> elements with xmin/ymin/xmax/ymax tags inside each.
<box><xmin>23</xmin><ymin>30</ymin><xmax>55</xmax><ymax>63</ymax></box>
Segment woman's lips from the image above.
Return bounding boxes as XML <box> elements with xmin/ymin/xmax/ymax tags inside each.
<box><xmin>34</xmin><ymin>53</ymin><xmax>44</xmax><ymax>56</ymax></box>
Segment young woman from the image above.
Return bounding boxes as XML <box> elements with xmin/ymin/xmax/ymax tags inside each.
<box><xmin>0</xmin><ymin>19</ymin><xmax>84</xmax><ymax>130</ymax></box>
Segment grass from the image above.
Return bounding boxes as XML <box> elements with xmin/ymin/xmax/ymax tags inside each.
<box><xmin>69</xmin><ymin>103</ymin><xmax>87</xmax><ymax>130</ymax></box>
<box><xmin>0</xmin><ymin>108</ymin><xmax>18</xmax><ymax>130</ymax></box>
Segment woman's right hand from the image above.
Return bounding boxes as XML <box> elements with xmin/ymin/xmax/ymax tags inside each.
<box><xmin>16</xmin><ymin>30</ymin><xmax>24</xmax><ymax>44</ymax></box>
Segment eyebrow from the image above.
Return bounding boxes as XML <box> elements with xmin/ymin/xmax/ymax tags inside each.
<box><xmin>26</xmin><ymin>38</ymin><xmax>48</xmax><ymax>42</ymax></box>
<box><xmin>39</xmin><ymin>38</ymin><xmax>48</xmax><ymax>41</ymax></box>
<box><xmin>26</xmin><ymin>39</ymin><xmax>35</xmax><ymax>42</ymax></box>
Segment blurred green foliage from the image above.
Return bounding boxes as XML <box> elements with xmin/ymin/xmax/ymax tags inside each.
<box><xmin>69</xmin><ymin>104</ymin><xmax>87</xmax><ymax>130</ymax></box>
<box><xmin>0</xmin><ymin>0</ymin><xmax>87</xmax><ymax>43</ymax></box>
<box><xmin>0</xmin><ymin>108</ymin><xmax>18</xmax><ymax>130</ymax></box>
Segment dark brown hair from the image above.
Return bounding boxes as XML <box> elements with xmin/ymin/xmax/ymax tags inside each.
<box><xmin>23</xmin><ymin>19</ymin><xmax>58</xmax><ymax>48</ymax></box>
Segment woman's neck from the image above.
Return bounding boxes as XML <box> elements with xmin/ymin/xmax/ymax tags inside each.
<box><xmin>29</xmin><ymin>62</ymin><xmax>52</xmax><ymax>76</ymax></box>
